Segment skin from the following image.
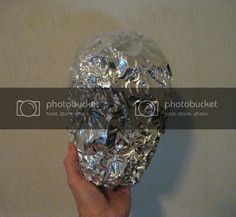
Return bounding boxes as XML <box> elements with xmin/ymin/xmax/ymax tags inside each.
<box><xmin>64</xmin><ymin>143</ymin><xmax>131</xmax><ymax>217</ymax></box>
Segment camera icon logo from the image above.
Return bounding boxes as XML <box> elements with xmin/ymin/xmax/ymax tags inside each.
<box><xmin>16</xmin><ymin>100</ymin><xmax>40</xmax><ymax>117</ymax></box>
<box><xmin>134</xmin><ymin>100</ymin><xmax>159</xmax><ymax>117</ymax></box>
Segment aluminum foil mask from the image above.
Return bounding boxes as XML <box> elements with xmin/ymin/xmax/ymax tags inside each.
<box><xmin>68</xmin><ymin>31</ymin><xmax>172</xmax><ymax>189</ymax></box>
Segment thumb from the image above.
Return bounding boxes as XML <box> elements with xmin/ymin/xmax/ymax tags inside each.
<box><xmin>64</xmin><ymin>143</ymin><xmax>82</xmax><ymax>183</ymax></box>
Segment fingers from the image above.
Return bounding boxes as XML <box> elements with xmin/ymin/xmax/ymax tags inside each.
<box><xmin>106</xmin><ymin>186</ymin><xmax>131</xmax><ymax>201</ymax></box>
<box><xmin>64</xmin><ymin>143</ymin><xmax>113</xmax><ymax>217</ymax></box>
<box><xmin>64</xmin><ymin>143</ymin><xmax>82</xmax><ymax>184</ymax></box>
<box><xmin>64</xmin><ymin>143</ymin><xmax>94</xmax><ymax>193</ymax></box>
<box><xmin>108</xmin><ymin>186</ymin><xmax>131</xmax><ymax>203</ymax></box>
<box><xmin>108</xmin><ymin>185</ymin><xmax>131</xmax><ymax>194</ymax></box>
<box><xmin>63</xmin><ymin>143</ymin><xmax>97</xmax><ymax>190</ymax></box>
<box><xmin>114</xmin><ymin>186</ymin><xmax>131</xmax><ymax>194</ymax></box>
<box><xmin>106</xmin><ymin>186</ymin><xmax>131</xmax><ymax>216</ymax></box>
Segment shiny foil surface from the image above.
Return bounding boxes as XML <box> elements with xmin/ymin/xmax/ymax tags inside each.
<box><xmin>68</xmin><ymin>31</ymin><xmax>172</xmax><ymax>189</ymax></box>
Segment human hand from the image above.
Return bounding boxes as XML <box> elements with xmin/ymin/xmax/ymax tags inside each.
<box><xmin>64</xmin><ymin>143</ymin><xmax>131</xmax><ymax>217</ymax></box>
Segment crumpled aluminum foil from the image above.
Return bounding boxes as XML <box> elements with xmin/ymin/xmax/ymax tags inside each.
<box><xmin>68</xmin><ymin>31</ymin><xmax>172</xmax><ymax>189</ymax></box>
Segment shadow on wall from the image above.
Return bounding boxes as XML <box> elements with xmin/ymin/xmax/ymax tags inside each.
<box><xmin>132</xmin><ymin>87</ymin><xmax>194</xmax><ymax>217</ymax></box>
<box><xmin>132</xmin><ymin>129</ymin><xmax>193</xmax><ymax>217</ymax></box>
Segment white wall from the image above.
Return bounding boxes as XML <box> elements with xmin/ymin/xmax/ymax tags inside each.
<box><xmin>0</xmin><ymin>1</ymin><xmax>235</xmax><ymax>217</ymax></box>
